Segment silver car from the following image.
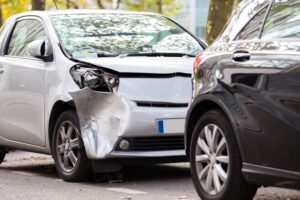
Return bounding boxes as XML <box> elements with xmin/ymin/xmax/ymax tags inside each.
<box><xmin>0</xmin><ymin>10</ymin><xmax>205</xmax><ymax>181</ymax></box>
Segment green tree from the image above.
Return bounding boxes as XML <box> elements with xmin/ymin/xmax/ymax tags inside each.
<box><xmin>121</xmin><ymin>0</ymin><xmax>182</xmax><ymax>16</ymax></box>
<box><xmin>2</xmin><ymin>0</ymin><xmax>29</xmax><ymax>21</ymax></box>
<box><xmin>46</xmin><ymin>0</ymin><xmax>88</xmax><ymax>9</ymax></box>
<box><xmin>0</xmin><ymin>0</ymin><xmax>181</xmax><ymax>27</ymax></box>
<box><xmin>205</xmin><ymin>0</ymin><xmax>242</xmax><ymax>44</ymax></box>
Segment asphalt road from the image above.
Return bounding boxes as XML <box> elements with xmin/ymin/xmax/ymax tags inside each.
<box><xmin>0</xmin><ymin>151</ymin><xmax>299</xmax><ymax>200</ymax></box>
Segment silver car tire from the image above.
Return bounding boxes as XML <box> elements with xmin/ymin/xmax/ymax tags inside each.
<box><xmin>52</xmin><ymin>110</ymin><xmax>92</xmax><ymax>182</ymax></box>
<box><xmin>189</xmin><ymin>109</ymin><xmax>257</xmax><ymax>200</ymax></box>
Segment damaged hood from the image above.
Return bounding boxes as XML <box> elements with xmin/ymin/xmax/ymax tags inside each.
<box><xmin>78</xmin><ymin>57</ymin><xmax>193</xmax><ymax>74</ymax></box>
<box><xmin>78</xmin><ymin>56</ymin><xmax>194</xmax><ymax>103</ymax></box>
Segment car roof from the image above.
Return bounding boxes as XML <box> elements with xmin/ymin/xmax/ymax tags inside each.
<box><xmin>11</xmin><ymin>9</ymin><xmax>162</xmax><ymax>19</ymax></box>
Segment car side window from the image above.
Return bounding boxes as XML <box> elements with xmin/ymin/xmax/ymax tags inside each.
<box><xmin>7</xmin><ymin>19</ymin><xmax>46</xmax><ymax>57</ymax></box>
<box><xmin>261</xmin><ymin>0</ymin><xmax>300</xmax><ymax>40</ymax></box>
<box><xmin>235</xmin><ymin>6</ymin><xmax>268</xmax><ymax>40</ymax></box>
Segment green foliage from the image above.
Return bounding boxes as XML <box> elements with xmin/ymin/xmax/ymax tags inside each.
<box><xmin>2</xmin><ymin>0</ymin><xmax>30</xmax><ymax>19</ymax></box>
<box><xmin>0</xmin><ymin>0</ymin><xmax>182</xmax><ymax>26</ymax></box>
<box><xmin>116</xmin><ymin>0</ymin><xmax>182</xmax><ymax>16</ymax></box>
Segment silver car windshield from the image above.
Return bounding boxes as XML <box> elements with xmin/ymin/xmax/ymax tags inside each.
<box><xmin>50</xmin><ymin>14</ymin><xmax>203</xmax><ymax>58</ymax></box>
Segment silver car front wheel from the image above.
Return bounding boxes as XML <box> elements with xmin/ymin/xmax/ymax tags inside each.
<box><xmin>56</xmin><ymin>121</ymin><xmax>81</xmax><ymax>173</ymax></box>
<box><xmin>52</xmin><ymin>110</ymin><xmax>92</xmax><ymax>182</ymax></box>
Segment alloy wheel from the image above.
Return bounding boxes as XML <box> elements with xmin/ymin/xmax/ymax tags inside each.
<box><xmin>195</xmin><ymin>124</ymin><xmax>229</xmax><ymax>195</ymax></box>
<box><xmin>56</xmin><ymin>121</ymin><xmax>81</xmax><ymax>173</ymax></box>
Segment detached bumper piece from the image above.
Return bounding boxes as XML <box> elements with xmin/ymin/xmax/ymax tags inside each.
<box><xmin>115</xmin><ymin>136</ymin><xmax>184</xmax><ymax>152</ymax></box>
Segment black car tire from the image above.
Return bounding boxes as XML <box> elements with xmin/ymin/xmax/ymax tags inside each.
<box><xmin>189</xmin><ymin>109</ymin><xmax>257</xmax><ymax>200</ymax></box>
<box><xmin>0</xmin><ymin>152</ymin><xmax>5</xmax><ymax>164</ymax></box>
<box><xmin>52</xmin><ymin>110</ymin><xmax>92</xmax><ymax>182</ymax></box>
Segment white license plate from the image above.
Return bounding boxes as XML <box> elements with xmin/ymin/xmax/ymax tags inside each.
<box><xmin>156</xmin><ymin>119</ymin><xmax>185</xmax><ymax>135</ymax></box>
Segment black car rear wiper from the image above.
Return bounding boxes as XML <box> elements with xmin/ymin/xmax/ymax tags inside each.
<box><xmin>121</xmin><ymin>52</ymin><xmax>195</xmax><ymax>57</ymax></box>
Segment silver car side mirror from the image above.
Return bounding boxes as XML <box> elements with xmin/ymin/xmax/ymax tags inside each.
<box><xmin>27</xmin><ymin>39</ymin><xmax>53</xmax><ymax>62</ymax></box>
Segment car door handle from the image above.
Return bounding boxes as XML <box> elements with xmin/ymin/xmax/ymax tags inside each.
<box><xmin>232</xmin><ymin>50</ymin><xmax>251</xmax><ymax>62</ymax></box>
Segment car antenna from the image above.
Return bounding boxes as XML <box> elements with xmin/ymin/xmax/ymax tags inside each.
<box><xmin>53</xmin><ymin>0</ymin><xmax>58</xmax><ymax>10</ymax></box>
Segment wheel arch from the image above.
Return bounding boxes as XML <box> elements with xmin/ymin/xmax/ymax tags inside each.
<box><xmin>48</xmin><ymin>100</ymin><xmax>76</xmax><ymax>152</ymax></box>
<box><xmin>185</xmin><ymin>94</ymin><xmax>246</xmax><ymax>161</ymax></box>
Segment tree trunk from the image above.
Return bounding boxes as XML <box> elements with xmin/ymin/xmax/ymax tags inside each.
<box><xmin>205</xmin><ymin>0</ymin><xmax>242</xmax><ymax>45</ymax></box>
<box><xmin>97</xmin><ymin>0</ymin><xmax>104</xmax><ymax>9</ymax></box>
<box><xmin>31</xmin><ymin>0</ymin><xmax>45</xmax><ymax>10</ymax></box>
<box><xmin>66</xmin><ymin>0</ymin><xmax>70</xmax><ymax>9</ymax></box>
<box><xmin>115</xmin><ymin>0</ymin><xmax>121</xmax><ymax>9</ymax></box>
<box><xmin>157</xmin><ymin>0</ymin><xmax>162</xmax><ymax>13</ymax></box>
<box><xmin>112</xmin><ymin>0</ymin><xmax>121</xmax><ymax>10</ymax></box>
<box><xmin>140</xmin><ymin>0</ymin><xmax>145</xmax><ymax>10</ymax></box>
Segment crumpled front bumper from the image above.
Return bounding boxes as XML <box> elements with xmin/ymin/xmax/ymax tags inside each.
<box><xmin>70</xmin><ymin>88</ymin><xmax>186</xmax><ymax>159</ymax></box>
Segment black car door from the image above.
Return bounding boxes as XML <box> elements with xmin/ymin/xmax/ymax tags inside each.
<box><xmin>218</xmin><ymin>0</ymin><xmax>300</xmax><ymax>172</ymax></box>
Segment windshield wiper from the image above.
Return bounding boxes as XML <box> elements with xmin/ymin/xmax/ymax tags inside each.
<box><xmin>71</xmin><ymin>52</ymin><xmax>117</xmax><ymax>58</ymax></box>
<box><xmin>71</xmin><ymin>46</ymin><xmax>118</xmax><ymax>58</ymax></box>
<box><xmin>121</xmin><ymin>52</ymin><xmax>195</xmax><ymax>57</ymax></box>
<box><xmin>96</xmin><ymin>52</ymin><xmax>118</xmax><ymax>57</ymax></box>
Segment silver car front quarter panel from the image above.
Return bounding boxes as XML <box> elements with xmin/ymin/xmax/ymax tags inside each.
<box><xmin>70</xmin><ymin>88</ymin><xmax>130</xmax><ymax>159</ymax></box>
<box><xmin>70</xmin><ymin>85</ymin><xmax>188</xmax><ymax>159</ymax></box>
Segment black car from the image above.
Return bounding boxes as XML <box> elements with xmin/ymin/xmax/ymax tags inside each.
<box><xmin>185</xmin><ymin>0</ymin><xmax>300</xmax><ymax>199</ymax></box>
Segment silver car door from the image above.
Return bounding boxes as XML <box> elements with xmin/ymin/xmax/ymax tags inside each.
<box><xmin>0</xmin><ymin>17</ymin><xmax>48</xmax><ymax>147</ymax></box>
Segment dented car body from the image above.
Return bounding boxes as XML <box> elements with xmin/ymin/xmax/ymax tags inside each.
<box><xmin>68</xmin><ymin>59</ymin><xmax>197</xmax><ymax>160</ymax></box>
<box><xmin>0</xmin><ymin>10</ymin><xmax>205</xmax><ymax>180</ymax></box>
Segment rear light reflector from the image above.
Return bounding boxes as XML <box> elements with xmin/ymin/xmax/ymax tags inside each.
<box><xmin>193</xmin><ymin>52</ymin><xmax>204</xmax><ymax>72</ymax></box>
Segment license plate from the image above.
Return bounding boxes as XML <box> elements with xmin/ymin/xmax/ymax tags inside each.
<box><xmin>156</xmin><ymin>119</ymin><xmax>185</xmax><ymax>135</ymax></box>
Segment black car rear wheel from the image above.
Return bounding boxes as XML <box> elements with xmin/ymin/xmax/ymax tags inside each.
<box><xmin>52</xmin><ymin>110</ymin><xmax>92</xmax><ymax>182</ymax></box>
<box><xmin>190</xmin><ymin>109</ymin><xmax>257</xmax><ymax>200</ymax></box>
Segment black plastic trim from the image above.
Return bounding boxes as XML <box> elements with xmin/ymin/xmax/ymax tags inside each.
<box><xmin>136</xmin><ymin>101</ymin><xmax>189</xmax><ymax>108</ymax></box>
<box><xmin>115</xmin><ymin>136</ymin><xmax>185</xmax><ymax>152</ymax></box>
<box><xmin>243</xmin><ymin>163</ymin><xmax>300</xmax><ymax>188</ymax></box>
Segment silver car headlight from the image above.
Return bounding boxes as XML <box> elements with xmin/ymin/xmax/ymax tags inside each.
<box><xmin>70</xmin><ymin>65</ymin><xmax>119</xmax><ymax>92</ymax></box>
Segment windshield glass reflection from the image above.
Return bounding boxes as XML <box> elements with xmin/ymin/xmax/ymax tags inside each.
<box><xmin>51</xmin><ymin>14</ymin><xmax>203</xmax><ymax>58</ymax></box>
